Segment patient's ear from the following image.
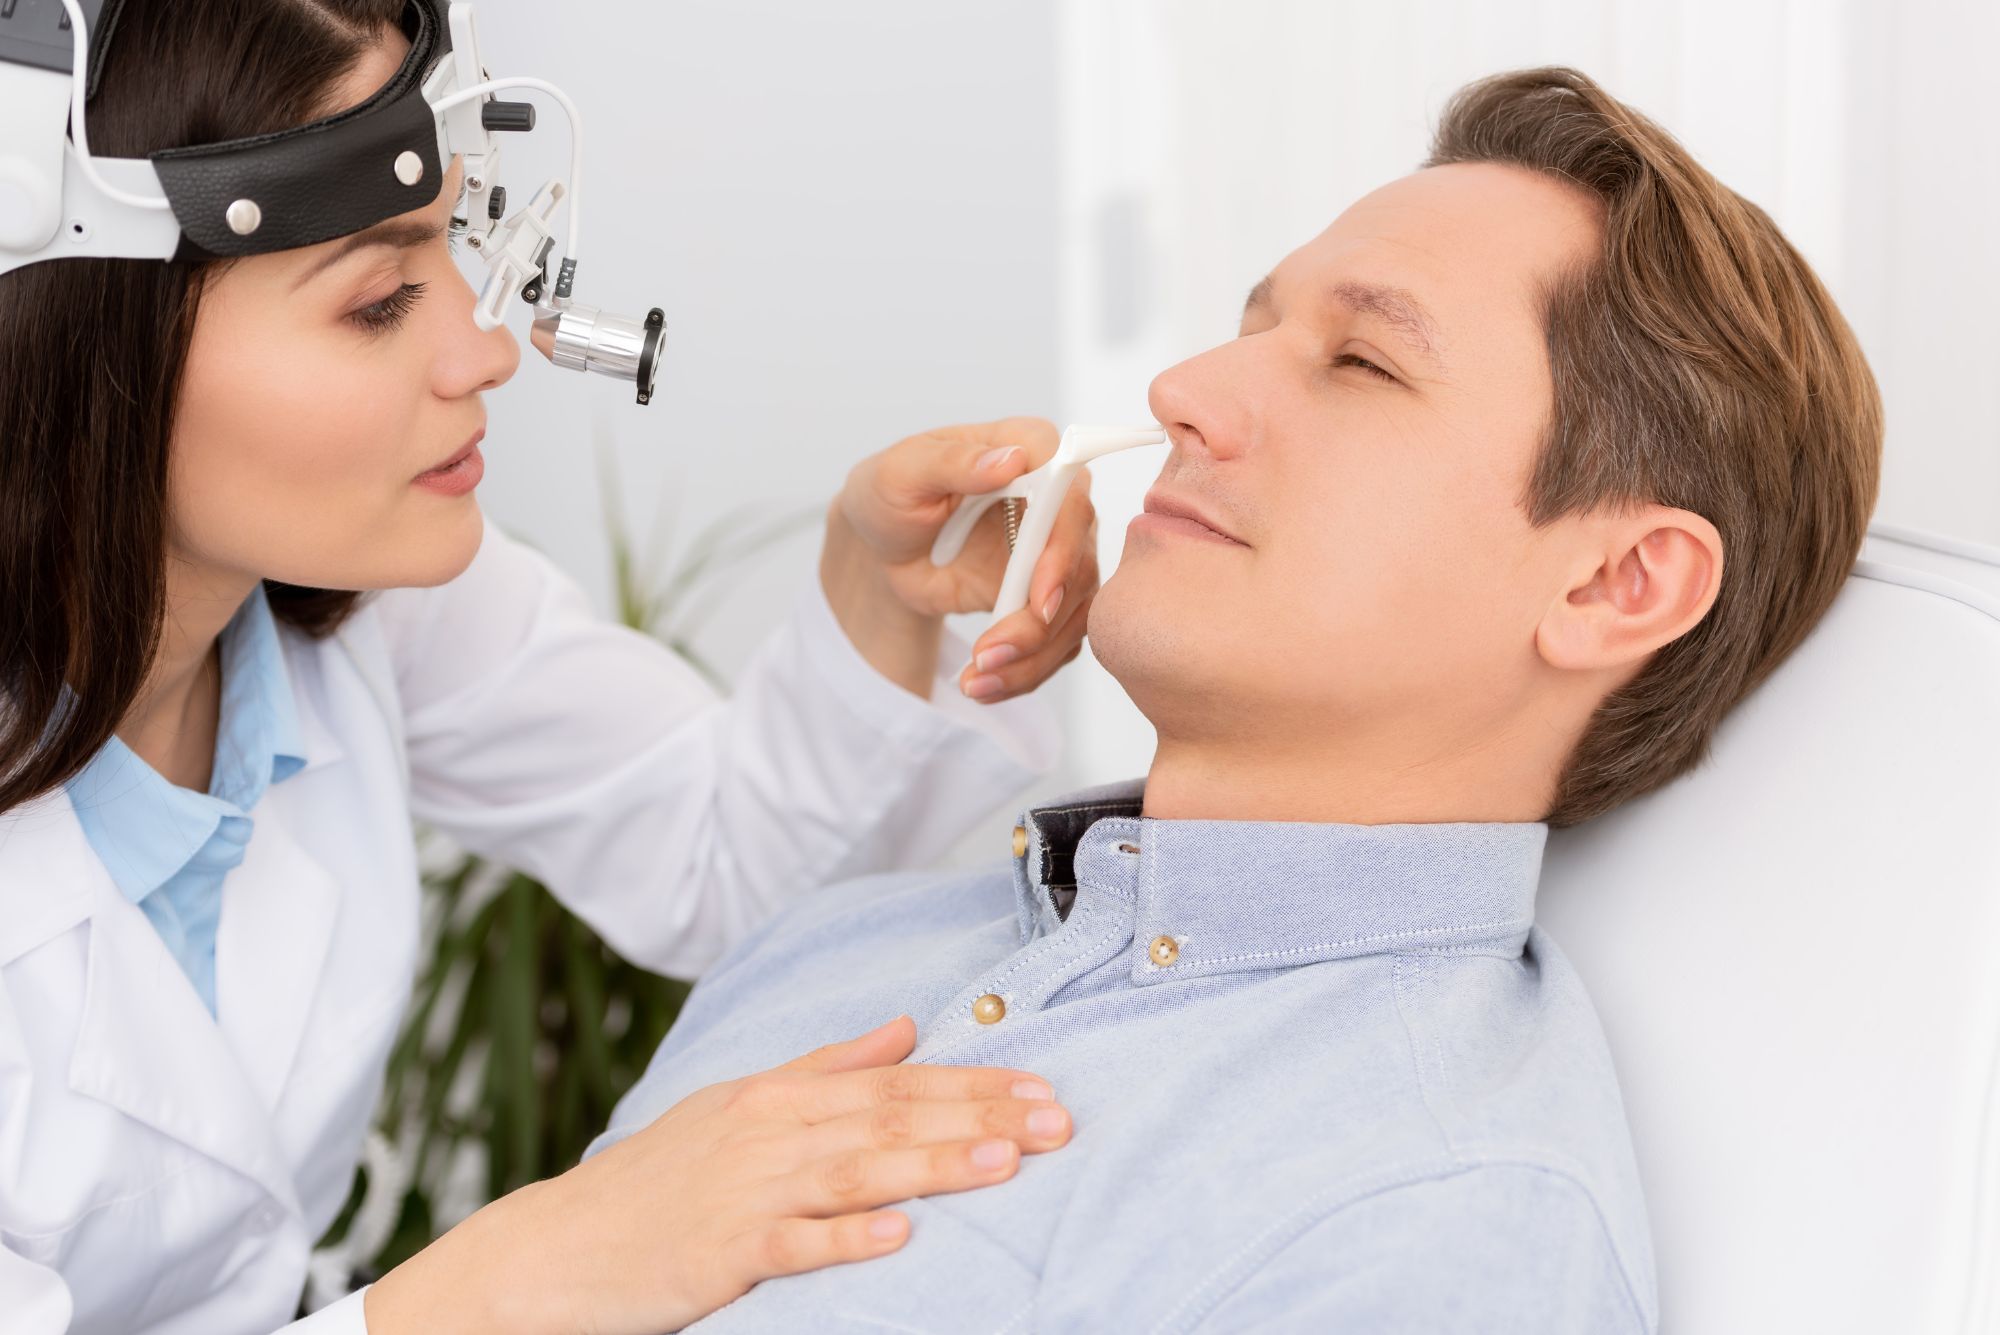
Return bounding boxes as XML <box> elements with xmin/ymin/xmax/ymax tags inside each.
<box><xmin>1536</xmin><ymin>505</ymin><xmax>1724</xmax><ymax>673</ymax></box>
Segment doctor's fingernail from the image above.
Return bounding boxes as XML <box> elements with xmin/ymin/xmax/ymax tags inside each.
<box><xmin>963</xmin><ymin>673</ymin><xmax>1006</xmax><ymax>700</ymax></box>
<box><xmin>1027</xmin><ymin>1108</ymin><xmax>1068</xmax><ymax>1138</ymax></box>
<box><xmin>1041</xmin><ymin>586</ymin><xmax>1065</xmax><ymax>624</ymax></box>
<box><xmin>972</xmin><ymin>1140</ymin><xmax>1016</xmax><ymax>1171</ymax></box>
<box><xmin>975</xmin><ymin>644</ymin><xmax>1020</xmax><ymax>674</ymax></box>
<box><xmin>977</xmin><ymin>446</ymin><xmax>1022</xmax><ymax>472</ymax></box>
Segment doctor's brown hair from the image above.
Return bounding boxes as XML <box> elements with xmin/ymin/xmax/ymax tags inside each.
<box><xmin>1426</xmin><ymin>68</ymin><xmax>1883</xmax><ymax>827</ymax></box>
<box><xmin>0</xmin><ymin>0</ymin><xmax>405</xmax><ymax>814</ymax></box>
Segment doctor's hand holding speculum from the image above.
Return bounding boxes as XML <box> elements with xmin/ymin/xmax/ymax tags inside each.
<box><xmin>0</xmin><ymin>2</ymin><xmax>1095</xmax><ymax>1332</ymax></box>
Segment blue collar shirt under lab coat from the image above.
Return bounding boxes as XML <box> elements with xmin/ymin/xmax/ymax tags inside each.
<box><xmin>64</xmin><ymin>585</ymin><xmax>309</xmax><ymax>1016</ymax></box>
<box><xmin>593</xmin><ymin>782</ymin><xmax>1660</xmax><ymax>1333</ymax></box>
<box><xmin>4</xmin><ymin>520</ymin><xmax>1061</xmax><ymax>1335</ymax></box>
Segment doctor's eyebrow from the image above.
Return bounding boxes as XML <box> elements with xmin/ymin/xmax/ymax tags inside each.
<box><xmin>1244</xmin><ymin>274</ymin><xmax>1449</xmax><ymax>372</ymax></box>
<box><xmin>291</xmin><ymin>218</ymin><xmax>450</xmax><ymax>291</ymax></box>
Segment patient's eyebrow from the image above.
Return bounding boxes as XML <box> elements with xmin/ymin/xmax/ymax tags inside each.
<box><xmin>1243</xmin><ymin>276</ymin><xmax>1274</xmax><ymax>316</ymax></box>
<box><xmin>1243</xmin><ymin>273</ymin><xmax>1448</xmax><ymax>373</ymax></box>
<box><xmin>1329</xmin><ymin>280</ymin><xmax>1446</xmax><ymax>370</ymax></box>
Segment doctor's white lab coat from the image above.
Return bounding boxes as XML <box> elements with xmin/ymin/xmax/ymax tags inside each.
<box><xmin>0</xmin><ymin>524</ymin><xmax>1057</xmax><ymax>1335</ymax></box>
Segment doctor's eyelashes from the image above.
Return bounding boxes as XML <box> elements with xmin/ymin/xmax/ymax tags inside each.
<box><xmin>350</xmin><ymin>282</ymin><xmax>430</xmax><ymax>335</ymax></box>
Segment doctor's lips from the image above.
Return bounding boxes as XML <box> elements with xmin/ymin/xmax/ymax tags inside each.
<box><xmin>1134</xmin><ymin>488</ymin><xmax>1249</xmax><ymax>546</ymax></box>
<box><xmin>413</xmin><ymin>427</ymin><xmax>486</xmax><ymax>495</ymax></box>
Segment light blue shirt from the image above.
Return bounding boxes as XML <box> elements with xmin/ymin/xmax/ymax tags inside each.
<box><xmin>594</xmin><ymin>782</ymin><xmax>1658</xmax><ymax>1333</ymax></box>
<box><xmin>64</xmin><ymin>586</ymin><xmax>306</xmax><ymax>1017</ymax></box>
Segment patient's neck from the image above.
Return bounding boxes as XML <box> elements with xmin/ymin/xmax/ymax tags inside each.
<box><xmin>1141</xmin><ymin>728</ymin><xmax>1557</xmax><ymax>826</ymax></box>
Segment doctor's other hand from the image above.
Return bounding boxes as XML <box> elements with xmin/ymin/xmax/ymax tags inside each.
<box><xmin>821</xmin><ymin>416</ymin><xmax>1099</xmax><ymax>704</ymax></box>
<box><xmin>362</xmin><ymin>1015</ymin><xmax>1072</xmax><ymax>1335</ymax></box>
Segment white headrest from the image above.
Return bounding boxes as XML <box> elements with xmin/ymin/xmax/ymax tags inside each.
<box><xmin>1539</xmin><ymin>525</ymin><xmax>2000</xmax><ymax>1335</ymax></box>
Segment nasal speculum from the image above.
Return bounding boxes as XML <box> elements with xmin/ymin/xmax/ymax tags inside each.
<box><xmin>929</xmin><ymin>424</ymin><xmax>1167</xmax><ymax>621</ymax></box>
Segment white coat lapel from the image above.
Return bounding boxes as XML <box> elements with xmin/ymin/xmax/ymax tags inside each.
<box><xmin>0</xmin><ymin>791</ymin><xmax>94</xmax><ymax>966</ymax></box>
<box><xmin>68</xmin><ymin>863</ymin><xmax>303</xmax><ymax>1212</ymax></box>
<box><xmin>214</xmin><ymin>793</ymin><xmax>339</xmax><ymax>1112</ymax></box>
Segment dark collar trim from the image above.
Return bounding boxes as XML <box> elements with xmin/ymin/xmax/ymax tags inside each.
<box><xmin>1030</xmin><ymin>794</ymin><xmax>1144</xmax><ymax>920</ymax></box>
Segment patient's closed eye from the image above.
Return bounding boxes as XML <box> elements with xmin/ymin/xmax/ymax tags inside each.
<box><xmin>1334</xmin><ymin>353</ymin><xmax>1397</xmax><ymax>383</ymax></box>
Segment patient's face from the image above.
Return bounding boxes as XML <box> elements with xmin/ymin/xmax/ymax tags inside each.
<box><xmin>1090</xmin><ymin>162</ymin><xmax>1602</xmax><ymax>748</ymax></box>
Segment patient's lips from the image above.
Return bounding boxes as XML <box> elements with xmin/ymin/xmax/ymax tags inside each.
<box><xmin>1135</xmin><ymin>488</ymin><xmax>1249</xmax><ymax>547</ymax></box>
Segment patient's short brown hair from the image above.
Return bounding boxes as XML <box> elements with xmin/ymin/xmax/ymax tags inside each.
<box><xmin>1427</xmin><ymin>67</ymin><xmax>1883</xmax><ymax>827</ymax></box>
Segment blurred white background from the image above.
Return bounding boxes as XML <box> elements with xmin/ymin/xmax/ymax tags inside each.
<box><xmin>468</xmin><ymin>0</ymin><xmax>2000</xmax><ymax>840</ymax></box>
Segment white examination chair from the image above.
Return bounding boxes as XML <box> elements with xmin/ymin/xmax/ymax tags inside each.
<box><xmin>1538</xmin><ymin>523</ymin><xmax>2000</xmax><ymax>1334</ymax></box>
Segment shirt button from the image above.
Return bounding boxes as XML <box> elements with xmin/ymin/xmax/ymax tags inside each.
<box><xmin>1011</xmin><ymin>825</ymin><xmax>1028</xmax><ymax>859</ymax></box>
<box><xmin>972</xmin><ymin>993</ymin><xmax>1007</xmax><ymax>1024</ymax></box>
<box><xmin>1148</xmin><ymin>936</ymin><xmax>1180</xmax><ymax>967</ymax></box>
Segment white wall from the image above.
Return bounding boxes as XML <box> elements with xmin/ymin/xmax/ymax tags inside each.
<box><xmin>1055</xmin><ymin>0</ymin><xmax>2000</xmax><ymax>789</ymax></box>
<box><xmin>464</xmin><ymin>0</ymin><xmax>1061</xmax><ymax>682</ymax></box>
<box><xmin>455</xmin><ymin>1</ymin><xmax>1999</xmax><ymax>807</ymax></box>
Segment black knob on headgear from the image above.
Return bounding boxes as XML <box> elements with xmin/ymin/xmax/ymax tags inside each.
<box><xmin>487</xmin><ymin>186</ymin><xmax>508</xmax><ymax>220</ymax></box>
<box><xmin>481</xmin><ymin>100</ymin><xmax>537</xmax><ymax>133</ymax></box>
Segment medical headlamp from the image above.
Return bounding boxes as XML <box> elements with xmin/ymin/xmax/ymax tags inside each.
<box><xmin>0</xmin><ymin>0</ymin><xmax>665</xmax><ymax>405</ymax></box>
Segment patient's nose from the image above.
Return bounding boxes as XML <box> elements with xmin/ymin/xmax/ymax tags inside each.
<box><xmin>1148</xmin><ymin>348</ymin><xmax>1250</xmax><ymax>463</ymax></box>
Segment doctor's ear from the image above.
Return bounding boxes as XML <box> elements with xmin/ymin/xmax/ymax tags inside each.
<box><xmin>1536</xmin><ymin>505</ymin><xmax>1724</xmax><ymax>673</ymax></box>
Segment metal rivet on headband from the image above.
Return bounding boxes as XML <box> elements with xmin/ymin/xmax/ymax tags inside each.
<box><xmin>225</xmin><ymin>199</ymin><xmax>262</xmax><ymax>236</ymax></box>
<box><xmin>394</xmin><ymin>151</ymin><xmax>425</xmax><ymax>187</ymax></box>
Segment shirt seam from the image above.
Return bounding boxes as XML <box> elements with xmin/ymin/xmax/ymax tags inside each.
<box><xmin>1093</xmin><ymin>914</ymin><xmax>1532</xmax><ymax>977</ymax></box>
<box><xmin>1389</xmin><ymin>955</ymin><xmax>1459</xmax><ymax>1154</ymax></box>
<box><xmin>1023</xmin><ymin>900</ymin><xmax>1138</xmax><ymax>1014</ymax></box>
<box><xmin>1072</xmin><ymin>871</ymin><xmax>1137</xmax><ymax>905</ymax></box>
<box><xmin>988</xmin><ymin>1301</ymin><xmax>1034</xmax><ymax>1335</ymax></box>
<box><xmin>918</xmin><ymin>899</ymin><xmax>1121</xmax><ymax>1065</ymax></box>
<box><xmin>1169</xmin><ymin>915</ymin><xmax>1534</xmax><ymax>967</ymax></box>
<box><xmin>1040</xmin><ymin>801</ymin><xmax>1146</xmax><ymax>818</ymax></box>
<box><xmin>1152</xmin><ymin>1155</ymin><xmax>1651</xmax><ymax>1334</ymax></box>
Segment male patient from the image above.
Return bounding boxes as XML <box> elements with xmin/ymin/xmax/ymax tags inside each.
<box><xmin>591</xmin><ymin>67</ymin><xmax>1881</xmax><ymax>1332</ymax></box>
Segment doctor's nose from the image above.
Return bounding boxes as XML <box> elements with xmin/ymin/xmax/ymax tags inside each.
<box><xmin>436</xmin><ymin>269</ymin><xmax>523</xmax><ymax>398</ymax></box>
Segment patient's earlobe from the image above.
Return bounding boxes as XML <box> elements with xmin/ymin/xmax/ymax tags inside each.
<box><xmin>1537</xmin><ymin>507</ymin><xmax>1724</xmax><ymax>674</ymax></box>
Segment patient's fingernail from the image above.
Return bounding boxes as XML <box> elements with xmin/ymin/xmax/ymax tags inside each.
<box><xmin>977</xmin><ymin>446</ymin><xmax>1022</xmax><ymax>473</ymax></box>
<box><xmin>868</xmin><ymin>1213</ymin><xmax>907</xmax><ymax>1242</ymax></box>
<box><xmin>972</xmin><ymin>1140</ymin><xmax>1016</xmax><ymax>1171</ymax></box>
<box><xmin>963</xmin><ymin>673</ymin><xmax>1005</xmax><ymax>700</ymax></box>
<box><xmin>1041</xmin><ymin>586</ymin><xmax>1065</xmax><ymax>625</ymax></box>
<box><xmin>1010</xmin><ymin>1079</ymin><xmax>1053</xmax><ymax>1101</ymax></box>
<box><xmin>1027</xmin><ymin>1108</ymin><xmax>1067</xmax><ymax>1138</ymax></box>
<box><xmin>975</xmin><ymin>644</ymin><xmax>1020</xmax><ymax>674</ymax></box>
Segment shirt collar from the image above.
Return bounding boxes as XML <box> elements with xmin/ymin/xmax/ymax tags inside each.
<box><xmin>63</xmin><ymin>585</ymin><xmax>308</xmax><ymax>903</ymax></box>
<box><xmin>212</xmin><ymin>584</ymin><xmax>308</xmax><ymax>802</ymax></box>
<box><xmin>1011</xmin><ymin>781</ymin><xmax>1547</xmax><ymax>983</ymax></box>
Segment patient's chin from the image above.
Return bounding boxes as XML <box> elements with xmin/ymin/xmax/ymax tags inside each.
<box><xmin>1088</xmin><ymin>566</ymin><xmax>1199</xmax><ymax>699</ymax></box>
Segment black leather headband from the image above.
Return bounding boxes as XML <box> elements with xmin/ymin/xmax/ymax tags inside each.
<box><xmin>142</xmin><ymin>0</ymin><xmax>453</xmax><ymax>261</ymax></box>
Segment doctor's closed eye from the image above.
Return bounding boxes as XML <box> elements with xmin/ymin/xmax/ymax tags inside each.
<box><xmin>343</xmin><ymin>226</ymin><xmax>464</xmax><ymax>334</ymax></box>
<box><xmin>349</xmin><ymin>281</ymin><xmax>430</xmax><ymax>334</ymax></box>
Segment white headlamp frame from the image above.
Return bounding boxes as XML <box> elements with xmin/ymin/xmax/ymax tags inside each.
<box><xmin>0</xmin><ymin>0</ymin><xmax>665</xmax><ymax>405</ymax></box>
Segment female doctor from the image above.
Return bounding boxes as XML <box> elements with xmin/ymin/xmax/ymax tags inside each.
<box><xmin>0</xmin><ymin>3</ymin><xmax>1096</xmax><ymax>1332</ymax></box>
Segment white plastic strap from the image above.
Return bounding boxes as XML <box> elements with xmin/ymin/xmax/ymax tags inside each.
<box><xmin>0</xmin><ymin>64</ymin><xmax>76</xmax><ymax>255</ymax></box>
